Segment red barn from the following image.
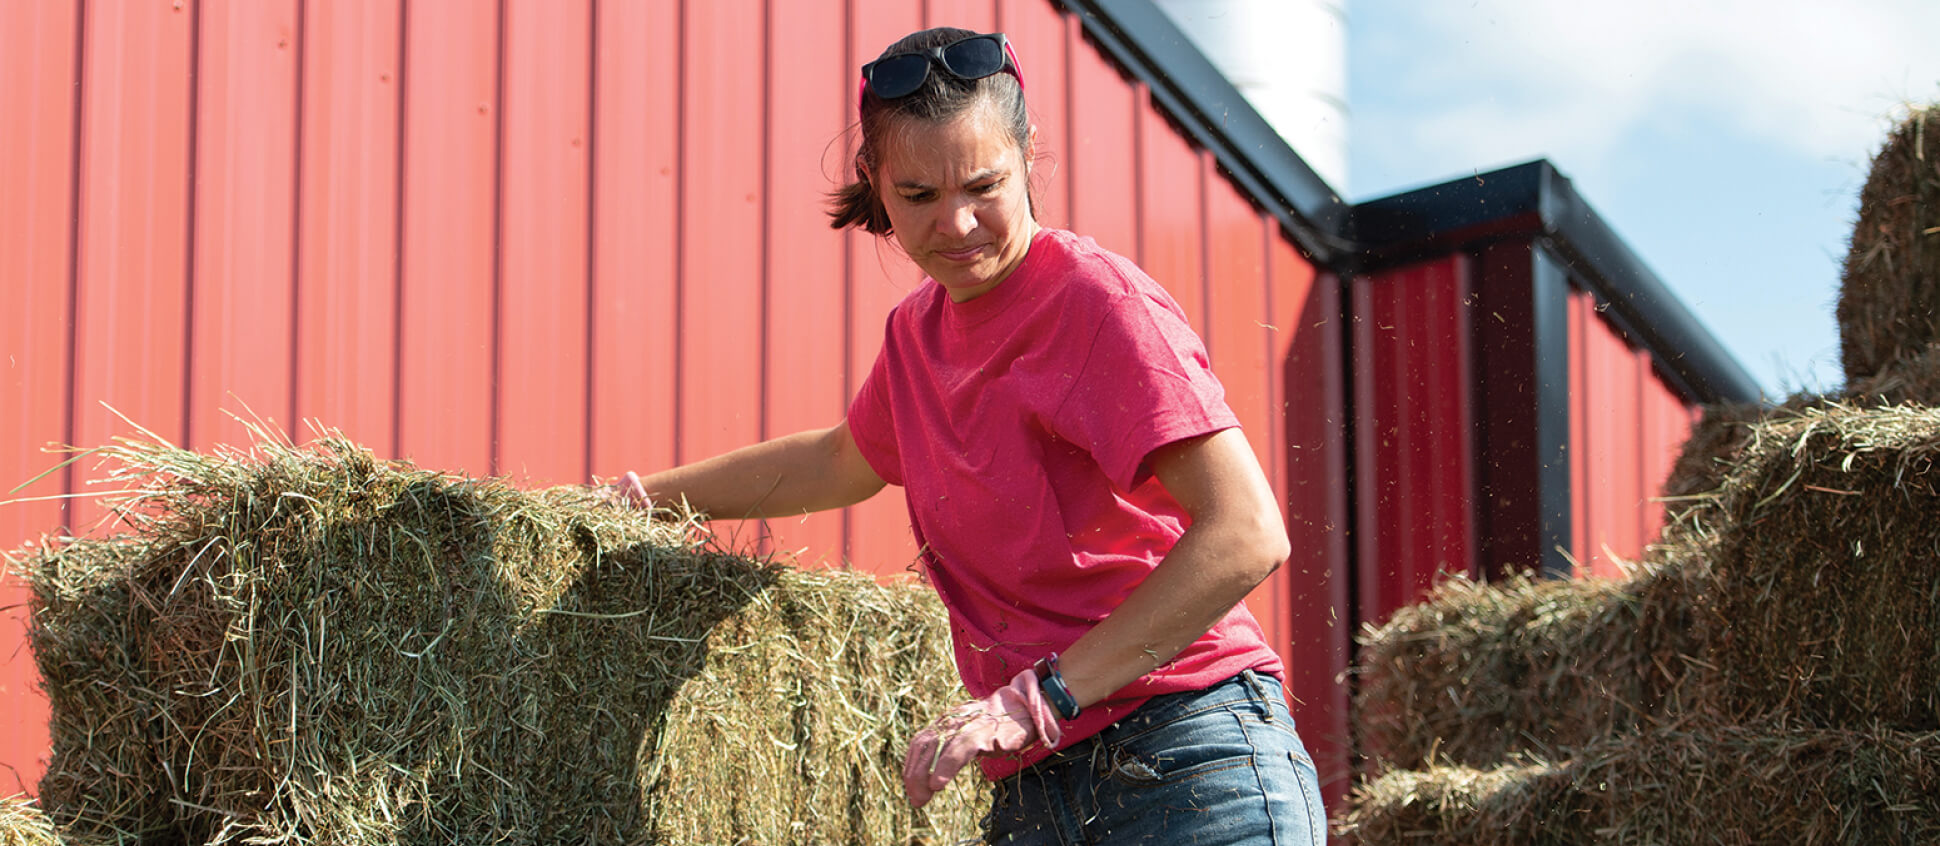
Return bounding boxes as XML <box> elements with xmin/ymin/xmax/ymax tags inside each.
<box><xmin>0</xmin><ymin>0</ymin><xmax>1760</xmax><ymax>808</ymax></box>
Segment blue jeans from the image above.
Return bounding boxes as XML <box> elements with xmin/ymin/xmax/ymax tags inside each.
<box><xmin>979</xmin><ymin>670</ymin><xmax>1327</xmax><ymax>845</ymax></box>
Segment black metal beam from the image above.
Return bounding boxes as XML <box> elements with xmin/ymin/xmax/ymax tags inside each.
<box><xmin>1349</xmin><ymin>161</ymin><xmax>1764</xmax><ymax>405</ymax></box>
<box><xmin>1531</xmin><ymin>244</ymin><xmax>1577</xmax><ymax>577</ymax></box>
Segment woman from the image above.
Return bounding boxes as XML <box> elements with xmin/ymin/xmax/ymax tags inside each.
<box><xmin>617</xmin><ymin>27</ymin><xmax>1327</xmax><ymax>844</ymax></box>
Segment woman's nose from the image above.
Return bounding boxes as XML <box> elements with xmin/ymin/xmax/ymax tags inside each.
<box><xmin>937</xmin><ymin>199</ymin><xmax>977</xmax><ymax>237</ymax></box>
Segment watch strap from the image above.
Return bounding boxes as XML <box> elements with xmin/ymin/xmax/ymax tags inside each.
<box><xmin>1033</xmin><ymin>653</ymin><xmax>1082</xmax><ymax>721</ymax></box>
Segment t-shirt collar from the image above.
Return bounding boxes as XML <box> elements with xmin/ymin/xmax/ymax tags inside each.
<box><xmin>943</xmin><ymin>227</ymin><xmax>1055</xmax><ymax>329</ymax></box>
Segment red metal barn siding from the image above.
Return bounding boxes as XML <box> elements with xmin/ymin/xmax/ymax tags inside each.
<box><xmin>1353</xmin><ymin>256</ymin><xmax>1479</xmax><ymax>625</ymax></box>
<box><xmin>0</xmin><ymin>0</ymin><xmax>80</xmax><ymax>796</ymax></box>
<box><xmin>1067</xmin><ymin>28</ymin><xmax>1140</xmax><ymax>258</ymax></box>
<box><xmin>1569</xmin><ymin>290</ymin><xmax>1695</xmax><ymax>577</ymax></box>
<box><xmin>932</xmin><ymin>0</ymin><xmax>998</xmax><ymax>30</ymax></box>
<box><xmin>761</xmin><ymin>0</ymin><xmax>851</xmax><ymax>566</ymax></box>
<box><xmin>190</xmin><ymin>0</ymin><xmax>302</xmax><ymax>452</ymax></box>
<box><xmin>295</xmin><ymin>0</ymin><xmax>401</xmax><ymax>456</ymax></box>
<box><xmin>1137</xmin><ymin>105</ymin><xmax>1209</xmax><ymax>328</ymax></box>
<box><xmin>1640</xmin><ymin>372</ymin><xmax>1697</xmax><ymax>542</ymax></box>
<box><xmin>1273</xmin><ymin>256</ymin><xmax>1353</xmax><ymax>805</ymax></box>
<box><xmin>680</xmin><ymin>0</ymin><xmax>762</xmax><ymax>475</ymax></box>
<box><xmin>498</xmin><ymin>0</ymin><xmax>593</xmax><ymax>484</ymax></box>
<box><xmin>397</xmin><ymin>0</ymin><xmax>498</xmax><ymax>477</ymax></box>
<box><xmin>70</xmin><ymin>0</ymin><xmax>197</xmax><ymax>532</ymax></box>
<box><xmin>589</xmin><ymin>1</ymin><xmax>680</xmax><ymax>504</ymax></box>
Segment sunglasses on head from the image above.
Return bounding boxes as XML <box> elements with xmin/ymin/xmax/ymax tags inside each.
<box><xmin>858</xmin><ymin>32</ymin><xmax>1023</xmax><ymax>105</ymax></box>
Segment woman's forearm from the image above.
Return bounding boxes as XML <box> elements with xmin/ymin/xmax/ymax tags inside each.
<box><xmin>633</xmin><ymin>423</ymin><xmax>886</xmax><ymax>519</ymax></box>
<box><xmin>1053</xmin><ymin>512</ymin><xmax>1285</xmax><ymax>708</ymax></box>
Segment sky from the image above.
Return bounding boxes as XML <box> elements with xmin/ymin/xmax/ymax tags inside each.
<box><xmin>1344</xmin><ymin>0</ymin><xmax>1940</xmax><ymax>398</ymax></box>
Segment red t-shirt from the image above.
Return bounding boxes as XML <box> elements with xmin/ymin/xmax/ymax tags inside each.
<box><xmin>847</xmin><ymin>228</ymin><xmax>1283</xmax><ymax>778</ymax></box>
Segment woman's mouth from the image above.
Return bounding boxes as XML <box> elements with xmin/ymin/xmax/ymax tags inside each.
<box><xmin>936</xmin><ymin>245</ymin><xmax>984</xmax><ymax>262</ymax></box>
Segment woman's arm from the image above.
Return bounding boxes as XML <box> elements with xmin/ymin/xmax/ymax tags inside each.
<box><xmin>1053</xmin><ymin>427</ymin><xmax>1290</xmax><ymax>708</ymax></box>
<box><xmin>621</xmin><ymin>420</ymin><xmax>888</xmax><ymax>519</ymax></box>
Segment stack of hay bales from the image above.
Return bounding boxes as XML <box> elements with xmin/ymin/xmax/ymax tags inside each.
<box><xmin>7</xmin><ymin>432</ymin><xmax>983</xmax><ymax>845</ymax></box>
<box><xmin>1338</xmin><ymin>104</ymin><xmax>1940</xmax><ymax>843</ymax></box>
<box><xmin>1343</xmin><ymin>404</ymin><xmax>1940</xmax><ymax>844</ymax></box>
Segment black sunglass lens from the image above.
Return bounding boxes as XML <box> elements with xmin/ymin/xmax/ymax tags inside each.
<box><xmin>942</xmin><ymin>37</ymin><xmax>1005</xmax><ymax>79</ymax></box>
<box><xmin>870</xmin><ymin>54</ymin><xmax>930</xmax><ymax>99</ymax></box>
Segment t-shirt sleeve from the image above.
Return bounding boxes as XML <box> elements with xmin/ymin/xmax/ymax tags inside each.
<box><xmin>1052</xmin><ymin>288</ymin><xmax>1240</xmax><ymax>491</ymax></box>
<box><xmin>846</xmin><ymin>341</ymin><xmax>905</xmax><ymax>488</ymax></box>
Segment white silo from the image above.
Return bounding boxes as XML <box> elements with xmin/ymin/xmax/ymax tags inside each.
<box><xmin>1153</xmin><ymin>0</ymin><xmax>1349</xmax><ymax>191</ymax></box>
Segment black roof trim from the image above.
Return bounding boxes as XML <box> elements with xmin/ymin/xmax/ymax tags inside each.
<box><xmin>1059</xmin><ymin>0</ymin><xmax>1762</xmax><ymax>405</ymax></box>
<box><xmin>1059</xmin><ymin>0</ymin><xmax>1355</xmax><ymax>262</ymax></box>
<box><xmin>1352</xmin><ymin>161</ymin><xmax>1764</xmax><ymax>404</ymax></box>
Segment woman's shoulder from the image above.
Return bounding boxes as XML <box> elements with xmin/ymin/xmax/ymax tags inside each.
<box><xmin>1032</xmin><ymin>229</ymin><xmax>1156</xmax><ymax>298</ymax></box>
<box><xmin>1032</xmin><ymin>229</ymin><xmax>1187</xmax><ymax>322</ymax></box>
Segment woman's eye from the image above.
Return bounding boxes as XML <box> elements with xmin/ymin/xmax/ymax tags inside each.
<box><xmin>971</xmin><ymin>181</ymin><xmax>1000</xmax><ymax>194</ymax></box>
<box><xmin>901</xmin><ymin>192</ymin><xmax>933</xmax><ymax>204</ymax></box>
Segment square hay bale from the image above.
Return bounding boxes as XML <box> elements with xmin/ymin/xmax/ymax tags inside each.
<box><xmin>2</xmin><ymin>796</ymin><xmax>73</xmax><ymax>846</ymax></box>
<box><xmin>1837</xmin><ymin>103</ymin><xmax>1940</xmax><ymax>385</ymax></box>
<box><xmin>22</xmin><ymin>537</ymin><xmax>172</xmax><ymax>840</ymax></box>
<box><xmin>1703</xmin><ymin>404</ymin><xmax>1940</xmax><ymax>730</ymax></box>
<box><xmin>1849</xmin><ymin>340</ymin><xmax>1940</xmax><ymax>408</ymax></box>
<box><xmin>15</xmin><ymin>433</ymin><xmax>981</xmax><ymax>845</ymax></box>
<box><xmin>1352</xmin><ymin>553</ymin><xmax>1707</xmax><ymax>772</ymax></box>
<box><xmin>1335</xmin><ymin>722</ymin><xmax>1940</xmax><ymax>845</ymax></box>
<box><xmin>1659</xmin><ymin>395</ymin><xmax>1828</xmax><ymax>529</ymax></box>
<box><xmin>650</xmin><ymin>569</ymin><xmax>989</xmax><ymax>843</ymax></box>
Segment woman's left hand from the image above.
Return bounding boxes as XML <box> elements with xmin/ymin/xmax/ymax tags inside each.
<box><xmin>903</xmin><ymin>667</ymin><xmax>1063</xmax><ymax>808</ymax></box>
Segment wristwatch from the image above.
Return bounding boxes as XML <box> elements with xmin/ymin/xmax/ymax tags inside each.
<box><xmin>1033</xmin><ymin>653</ymin><xmax>1082</xmax><ymax>721</ymax></box>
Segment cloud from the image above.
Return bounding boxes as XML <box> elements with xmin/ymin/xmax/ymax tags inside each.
<box><xmin>1353</xmin><ymin>0</ymin><xmax>1940</xmax><ymax>189</ymax></box>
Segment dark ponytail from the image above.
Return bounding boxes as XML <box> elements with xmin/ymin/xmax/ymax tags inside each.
<box><xmin>828</xmin><ymin>154</ymin><xmax>895</xmax><ymax>233</ymax></box>
<box><xmin>828</xmin><ymin>27</ymin><xmax>1033</xmax><ymax>235</ymax></box>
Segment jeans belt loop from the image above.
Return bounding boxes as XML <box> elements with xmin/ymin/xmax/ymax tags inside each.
<box><xmin>1239</xmin><ymin>669</ymin><xmax>1275</xmax><ymax>723</ymax></box>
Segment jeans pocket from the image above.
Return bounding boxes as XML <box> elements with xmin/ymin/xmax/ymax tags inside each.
<box><xmin>1099</xmin><ymin>708</ymin><xmax>1257</xmax><ymax>787</ymax></box>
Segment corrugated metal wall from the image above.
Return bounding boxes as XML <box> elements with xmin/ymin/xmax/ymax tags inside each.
<box><xmin>1570</xmin><ymin>290</ymin><xmax>1698</xmax><ymax>578</ymax></box>
<box><xmin>1351</xmin><ymin>253</ymin><xmax>1698</xmax><ymax>615</ymax></box>
<box><xmin>1352</xmin><ymin>256</ymin><xmax>1479</xmax><ymax>622</ymax></box>
<box><xmin>0</xmin><ymin>0</ymin><xmax>1353</xmax><ymax>797</ymax></box>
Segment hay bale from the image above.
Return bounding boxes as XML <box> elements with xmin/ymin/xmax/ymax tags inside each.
<box><xmin>1659</xmin><ymin>395</ymin><xmax>1839</xmax><ymax>530</ymax></box>
<box><xmin>1331</xmin><ymin>762</ymin><xmax>1570</xmax><ymax>844</ymax></box>
<box><xmin>651</xmin><ymin>569</ymin><xmax>988</xmax><ymax>842</ymax></box>
<box><xmin>1</xmin><ymin>797</ymin><xmax>62</xmax><ymax>846</ymax></box>
<box><xmin>1837</xmin><ymin>104</ymin><xmax>1940</xmax><ymax>384</ymax></box>
<box><xmin>1352</xmin><ymin>554</ymin><xmax>1706</xmax><ymax>771</ymax></box>
<box><xmin>1659</xmin><ymin>400</ymin><xmax>1765</xmax><ymax>510</ymax></box>
<box><xmin>1336</xmin><ymin>722</ymin><xmax>1940</xmax><ymax>845</ymax></box>
<box><xmin>23</xmin><ymin>536</ymin><xmax>170</xmax><ymax>842</ymax></box>
<box><xmin>0</xmin><ymin>796</ymin><xmax>112</xmax><ymax>846</ymax></box>
<box><xmin>1703</xmin><ymin>404</ymin><xmax>1940</xmax><ymax>730</ymax></box>
<box><xmin>1848</xmin><ymin>339</ymin><xmax>1940</xmax><ymax>406</ymax></box>
<box><xmin>17</xmin><ymin>433</ymin><xmax>979</xmax><ymax>845</ymax></box>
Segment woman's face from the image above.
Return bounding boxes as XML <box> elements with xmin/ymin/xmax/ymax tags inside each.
<box><xmin>875</xmin><ymin>104</ymin><xmax>1037</xmax><ymax>302</ymax></box>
